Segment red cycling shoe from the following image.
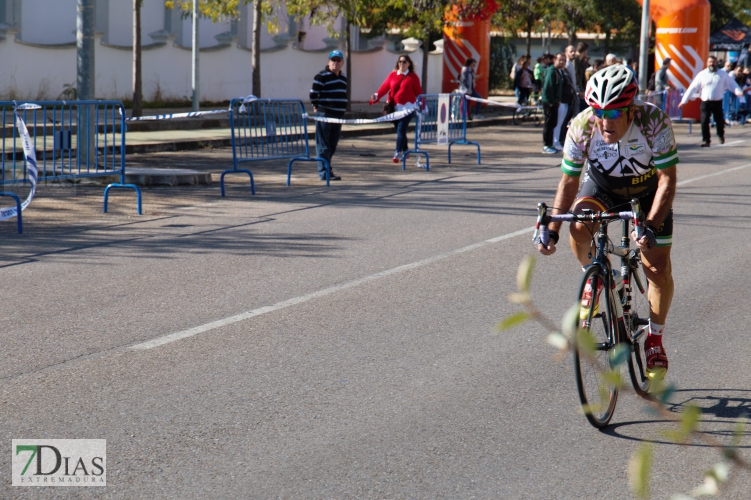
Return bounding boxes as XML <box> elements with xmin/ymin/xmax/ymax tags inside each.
<box><xmin>644</xmin><ymin>335</ymin><xmax>669</xmax><ymax>379</ymax></box>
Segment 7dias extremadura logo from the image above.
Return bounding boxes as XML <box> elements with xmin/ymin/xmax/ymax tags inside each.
<box><xmin>12</xmin><ymin>439</ymin><xmax>106</xmax><ymax>486</ymax></box>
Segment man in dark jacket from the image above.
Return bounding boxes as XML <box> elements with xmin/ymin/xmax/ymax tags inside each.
<box><xmin>542</xmin><ymin>53</ymin><xmax>565</xmax><ymax>154</ymax></box>
<box><xmin>574</xmin><ymin>42</ymin><xmax>589</xmax><ymax>112</ymax></box>
<box><xmin>310</xmin><ymin>50</ymin><xmax>348</xmax><ymax>181</ymax></box>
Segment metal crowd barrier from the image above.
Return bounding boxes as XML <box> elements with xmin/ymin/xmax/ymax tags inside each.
<box><xmin>664</xmin><ymin>90</ymin><xmax>694</xmax><ymax>134</ymax></box>
<box><xmin>223</xmin><ymin>98</ymin><xmax>329</xmax><ymax>195</ymax></box>
<box><xmin>638</xmin><ymin>91</ymin><xmax>668</xmax><ymax>110</ymax></box>
<box><xmin>1</xmin><ymin>100</ymin><xmax>142</xmax><ymax>232</ymax></box>
<box><xmin>404</xmin><ymin>93</ymin><xmax>480</xmax><ymax>171</ymax></box>
<box><xmin>722</xmin><ymin>91</ymin><xmax>746</xmax><ymax>124</ymax></box>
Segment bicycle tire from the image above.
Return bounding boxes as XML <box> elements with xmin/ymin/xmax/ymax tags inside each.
<box><xmin>626</xmin><ymin>255</ymin><xmax>651</xmax><ymax>397</ymax></box>
<box><xmin>512</xmin><ymin>111</ymin><xmax>522</xmax><ymax>126</ymax></box>
<box><xmin>573</xmin><ymin>266</ymin><xmax>619</xmax><ymax>428</ymax></box>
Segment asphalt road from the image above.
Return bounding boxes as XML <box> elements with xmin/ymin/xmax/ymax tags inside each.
<box><xmin>2</xmin><ymin>122</ymin><xmax>751</xmax><ymax>499</ymax></box>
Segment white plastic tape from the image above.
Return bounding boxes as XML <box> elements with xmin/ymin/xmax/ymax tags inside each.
<box><xmin>305</xmin><ymin>107</ymin><xmax>416</xmax><ymax>124</ymax></box>
<box><xmin>0</xmin><ymin>110</ymin><xmax>38</xmax><ymax>221</ymax></box>
<box><xmin>465</xmin><ymin>95</ymin><xmax>521</xmax><ymax>111</ymax></box>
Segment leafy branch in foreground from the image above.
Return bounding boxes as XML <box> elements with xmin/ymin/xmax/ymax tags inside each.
<box><xmin>498</xmin><ymin>255</ymin><xmax>750</xmax><ymax>499</ymax></box>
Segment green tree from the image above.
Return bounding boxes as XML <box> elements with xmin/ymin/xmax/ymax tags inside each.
<box><xmin>167</xmin><ymin>0</ymin><xmax>279</xmax><ymax>97</ymax></box>
<box><xmin>492</xmin><ymin>0</ymin><xmax>549</xmax><ymax>57</ymax></box>
<box><xmin>585</xmin><ymin>0</ymin><xmax>641</xmax><ymax>56</ymax></box>
<box><xmin>708</xmin><ymin>0</ymin><xmax>751</xmax><ymax>33</ymax></box>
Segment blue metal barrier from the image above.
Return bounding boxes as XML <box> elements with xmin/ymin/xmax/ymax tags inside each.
<box><xmin>404</xmin><ymin>93</ymin><xmax>480</xmax><ymax>171</ymax></box>
<box><xmin>223</xmin><ymin>98</ymin><xmax>329</xmax><ymax>195</ymax></box>
<box><xmin>1</xmin><ymin>100</ymin><xmax>142</xmax><ymax>232</ymax></box>
<box><xmin>664</xmin><ymin>90</ymin><xmax>694</xmax><ymax>134</ymax></box>
<box><xmin>638</xmin><ymin>91</ymin><xmax>667</xmax><ymax>110</ymax></box>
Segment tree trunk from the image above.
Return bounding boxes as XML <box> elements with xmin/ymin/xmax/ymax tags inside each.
<box><xmin>604</xmin><ymin>31</ymin><xmax>611</xmax><ymax>55</ymax></box>
<box><xmin>526</xmin><ymin>19</ymin><xmax>532</xmax><ymax>56</ymax></box>
<box><xmin>569</xmin><ymin>28</ymin><xmax>577</xmax><ymax>46</ymax></box>
<box><xmin>346</xmin><ymin>20</ymin><xmax>352</xmax><ymax>111</ymax></box>
<box><xmin>252</xmin><ymin>0</ymin><xmax>262</xmax><ymax>97</ymax></box>
<box><xmin>421</xmin><ymin>35</ymin><xmax>429</xmax><ymax>93</ymax></box>
<box><xmin>132</xmin><ymin>0</ymin><xmax>143</xmax><ymax>117</ymax></box>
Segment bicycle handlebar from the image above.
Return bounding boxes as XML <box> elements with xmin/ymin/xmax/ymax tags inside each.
<box><xmin>534</xmin><ymin>200</ymin><xmax>645</xmax><ymax>247</ymax></box>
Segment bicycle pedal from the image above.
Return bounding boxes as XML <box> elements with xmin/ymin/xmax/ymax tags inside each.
<box><xmin>646</xmin><ymin>367</ymin><xmax>667</xmax><ymax>381</ymax></box>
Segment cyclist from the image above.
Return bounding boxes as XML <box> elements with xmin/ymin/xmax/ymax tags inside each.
<box><xmin>535</xmin><ymin>65</ymin><xmax>678</xmax><ymax>379</ymax></box>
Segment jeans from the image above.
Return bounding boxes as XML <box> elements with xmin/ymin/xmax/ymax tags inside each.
<box><xmin>393</xmin><ymin>112</ymin><xmax>413</xmax><ymax>154</ymax></box>
<box><xmin>553</xmin><ymin>102</ymin><xmax>569</xmax><ymax>145</ymax></box>
<box><xmin>470</xmin><ymin>89</ymin><xmax>482</xmax><ymax>114</ymax></box>
<box><xmin>542</xmin><ymin>102</ymin><xmax>559</xmax><ymax>147</ymax></box>
<box><xmin>700</xmin><ymin>100</ymin><xmax>724</xmax><ymax>144</ymax></box>
<box><xmin>315</xmin><ymin>114</ymin><xmax>342</xmax><ymax>178</ymax></box>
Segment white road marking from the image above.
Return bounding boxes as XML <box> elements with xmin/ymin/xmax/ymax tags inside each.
<box><xmin>677</xmin><ymin>162</ymin><xmax>751</xmax><ymax>186</ymax></box>
<box><xmin>717</xmin><ymin>140</ymin><xmax>745</xmax><ymax>147</ymax></box>
<box><xmin>131</xmin><ymin>161</ymin><xmax>751</xmax><ymax>351</ymax></box>
<box><xmin>130</xmin><ymin>227</ymin><xmax>536</xmax><ymax>350</ymax></box>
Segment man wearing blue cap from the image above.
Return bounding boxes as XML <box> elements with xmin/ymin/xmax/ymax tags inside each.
<box><xmin>309</xmin><ymin>50</ymin><xmax>349</xmax><ymax>181</ymax></box>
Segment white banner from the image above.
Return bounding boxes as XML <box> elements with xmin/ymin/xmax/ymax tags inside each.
<box><xmin>437</xmin><ymin>94</ymin><xmax>450</xmax><ymax>145</ymax></box>
<box><xmin>304</xmin><ymin>107</ymin><xmax>416</xmax><ymax>124</ymax></box>
<box><xmin>465</xmin><ymin>95</ymin><xmax>522</xmax><ymax>111</ymax></box>
<box><xmin>0</xmin><ymin>108</ymin><xmax>39</xmax><ymax>221</ymax></box>
<box><xmin>125</xmin><ymin>109</ymin><xmax>228</xmax><ymax>121</ymax></box>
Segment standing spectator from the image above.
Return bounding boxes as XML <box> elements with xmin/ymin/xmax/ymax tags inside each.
<box><xmin>513</xmin><ymin>58</ymin><xmax>535</xmax><ymax>105</ymax></box>
<box><xmin>723</xmin><ymin>60</ymin><xmax>734</xmax><ymax>74</ymax></box>
<box><xmin>534</xmin><ymin>54</ymin><xmax>552</xmax><ymax>90</ymax></box>
<box><xmin>605</xmin><ymin>53</ymin><xmax>618</xmax><ymax>67</ymax></box>
<box><xmin>309</xmin><ymin>50</ymin><xmax>347</xmax><ymax>181</ymax></box>
<box><xmin>541</xmin><ymin>53</ymin><xmax>565</xmax><ymax>154</ymax></box>
<box><xmin>460</xmin><ymin>58</ymin><xmax>484</xmax><ymax>119</ymax></box>
<box><xmin>679</xmin><ymin>55</ymin><xmax>745</xmax><ymax>146</ymax></box>
<box><xmin>653</xmin><ymin>58</ymin><xmax>673</xmax><ymax>109</ymax></box>
<box><xmin>574</xmin><ymin>42</ymin><xmax>589</xmax><ymax>112</ymax></box>
<box><xmin>737</xmin><ymin>44</ymin><xmax>751</xmax><ymax>69</ymax></box>
<box><xmin>585</xmin><ymin>58</ymin><xmax>604</xmax><ymax>82</ymax></box>
<box><xmin>510</xmin><ymin>55</ymin><xmax>528</xmax><ymax>102</ymax></box>
<box><xmin>564</xmin><ymin>45</ymin><xmax>579</xmax><ymax>110</ymax></box>
<box><xmin>371</xmin><ymin>54</ymin><xmax>424</xmax><ymax>163</ymax></box>
<box><xmin>555</xmin><ymin>64</ymin><xmax>577</xmax><ymax>150</ymax></box>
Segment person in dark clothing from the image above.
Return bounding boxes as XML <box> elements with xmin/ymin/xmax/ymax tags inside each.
<box><xmin>541</xmin><ymin>53</ymin><xmax>565</xmax><ymax>154</ymax></box>
<box><xmin>514</xmin><ymin>58</ymin><xmax>535</xmax><ymax>105</ymax></box>
<box><xmin>310</xmin><ymin>50</ymin><xmax>348</xmax><ymax>181</ymax></box>
<box><xmin>557</xmin><ymin>68</ymin><xmax>577</xmax><ymax>147</ymax></box>
<box><xmin>574</xmin><ymin>42</ymin><xmax>589</xmax><ymax>112</ymax></box>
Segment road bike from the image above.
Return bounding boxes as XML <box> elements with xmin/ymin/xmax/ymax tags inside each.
<box><xmin>534</xmin><ymin>199</ymin><xmax>652</xmax><ymax>428</ymax></box>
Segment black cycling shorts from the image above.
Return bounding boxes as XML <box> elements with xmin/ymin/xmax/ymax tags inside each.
<box><xmin>573</xmin><ymin>172</ymin><xmax>673</xmax><ymax>247</ymax></box>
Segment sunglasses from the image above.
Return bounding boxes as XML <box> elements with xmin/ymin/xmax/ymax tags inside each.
<box><xmin>330</xmin><ymin>58</ymin><xmax>342</xmax><ymax>62</ymax></box>
<box><xmin>398</xmin><ymin>60</ymin><xmax>409</xmax><ymax>64</ymax></box>
<box><xmin>592</xmin><ymin>106</ymin><xmax>629</xmax><ymax>120</ymax></box>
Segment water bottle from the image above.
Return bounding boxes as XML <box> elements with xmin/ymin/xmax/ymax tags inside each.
<box><xmin>612</xmin><ymin>268</ymin><xmax>624</xmax><ymax>302</ymax></box>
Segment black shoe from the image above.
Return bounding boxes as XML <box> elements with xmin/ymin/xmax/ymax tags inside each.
<box><xmin>720</xmin><ymin>136</ymin><xmax>725</xmax><ymax>144</ymax></box>
<box><xmin>321</xmin><ymin>174</ymin><xmax>341</xmax><ymax>181</ymax></box>
<box><xmin>700</xmin><ymin>142</ymin><xmax>710</xmax><ymax>147</ymax></box>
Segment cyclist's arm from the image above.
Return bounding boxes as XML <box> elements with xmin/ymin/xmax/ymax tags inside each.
<box><xmin>549</xmin><ymin>174</ymin><xmax>580</xmax><ymax>234</ymax></box>
<box><xmin>645</xmin><ymin>165</ymin><xmax>676</xmax><ymax>229</ymax></box>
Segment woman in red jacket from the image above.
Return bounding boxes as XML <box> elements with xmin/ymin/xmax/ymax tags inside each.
<box><xmin>371</xmin><ymin>54</ymin><xmax>424</xmax><ymax>163</ymax></box>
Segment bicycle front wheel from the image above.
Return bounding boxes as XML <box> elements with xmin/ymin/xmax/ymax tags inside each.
<box><xmin>626</xmin><ymin>256</ymin><xmax>651</xmax><ymax>397</ymax></box>
<box><xmin>573</xmin><ymin>266</ymin><xmax>619</xmax><ymax>428</ymax></box>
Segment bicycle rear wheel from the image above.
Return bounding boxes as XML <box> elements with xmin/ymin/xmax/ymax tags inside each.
<box><xmin>626</xmin><ymin>255</ymin><xmax>651</xmax><ymax>396</ymax></box>
<box><xmin>573</xmin><ymin>266</ymin><xmax>619</xmax><ymax>428</ymax></box>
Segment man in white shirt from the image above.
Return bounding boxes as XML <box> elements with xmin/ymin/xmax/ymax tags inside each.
<box><xmin>679</xmin><ymin>56</ymin><xmax>745</xmax><ymax>147</ymax></box>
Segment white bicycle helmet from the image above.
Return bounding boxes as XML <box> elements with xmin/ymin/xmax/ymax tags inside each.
<box><xmin>585</xmin><ymin>64</ymin><xmax>638</xmax><ymax>110</ymax></box>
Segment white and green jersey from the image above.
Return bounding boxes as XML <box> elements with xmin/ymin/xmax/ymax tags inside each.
<box><xmin>561</xmin><ymin>101</ymin><xmax>679</xmax><ymax>199</ymax></box>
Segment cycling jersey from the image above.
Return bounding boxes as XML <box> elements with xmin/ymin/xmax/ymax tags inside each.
<box><xmin>561</xmin><ymin>100</ymin><xmax>679</xmax><ymax>199</ymax></box>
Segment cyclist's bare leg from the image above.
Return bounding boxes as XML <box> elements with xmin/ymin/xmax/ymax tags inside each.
<box><xmin>568</xmin><ymin>200</ymin><xmax>602</xmax><ymax>267</ymax></box>
<box><xmin>640</xmin><ymin>245</ymin><xmax>674</xmax><ymax>325</ymax></box>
